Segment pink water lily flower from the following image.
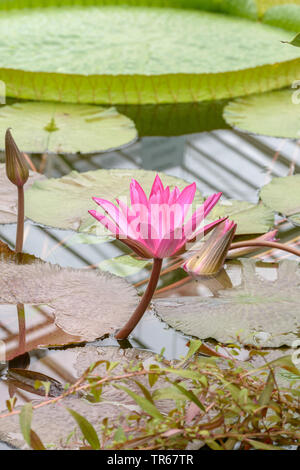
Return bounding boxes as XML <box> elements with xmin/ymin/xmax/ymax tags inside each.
<box><xmin>89</xmin><ymin>174</ymin><xmax>223</xmax><ymax>259</ymax></box>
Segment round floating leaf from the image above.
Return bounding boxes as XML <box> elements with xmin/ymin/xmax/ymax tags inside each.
<box><xmin>24</xmin><ymin>169</ymin><xmax>204</xmax><ymax>235</ymax></box>
<box><xmin>0</xmin><ymin>163</ymin><xmax>45</xmax><ymax>224</ymax></box>
<box><xmin>262</xmin><ymin>4</ymin><xmax>300</xmax><ymax>32</ymax></box>
<box><xmin>207</xmin><ymin>199</ymin><xmax>274</xmax><ymax>235</ymax></box>
<box><xmin>99</xmin><ymin>255</ymin><xmax>151</xmax><ymax>277</ymax></box>
<box><xmin>0</xmin><ymin>102</ymin><xmax>137</xmax><ymax>154</ymax></box>
<box><xmin>0</xmin><ymin>248</ymin><xmax>139</xmax><ymax>355</ymax></box>
<box><xmin>260</xmin><ymin>174</ymin><xmax>300</xmax><ymax>225</ymax></box>
<box><xmin>154</xmin><ymin>258</ymin><xmax>300</xmax><ymax>347</ymax></box>
<box><xmin>223</xmin><ymin>89</ymin><xmax>300</xmax><ymax>138</ymax></box>
<box><xmin>0</xmin><ymin>2</ymin><xmax>300</xmax><ymax>104</ymax></box>
<box><xmin>0</xmin><ymin>346</ymin><xmax>171</xmax><ymax>450</ymax></box>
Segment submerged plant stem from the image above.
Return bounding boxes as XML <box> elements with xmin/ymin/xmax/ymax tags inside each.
<box><xmin>17</xmin><ymin>303</ymin><xmax>26</xmax><ymax>354</ymax></box>
<box><xmin>16</xmin><ymin>186</ymin><xmax>24</xmax><ymax>253</ymax></box>
<box><xmin>229</xmin><ymin>240</ymin><xmax>300</xmax><ymax>258</ymax></box>
<box><xmin>115</xmin><ymin>258</ymin><xmax>163</xmax><ymax>340</ymax></box>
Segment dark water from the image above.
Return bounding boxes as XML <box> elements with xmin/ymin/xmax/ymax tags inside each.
<box><xmin>0</xmin><ymin>102</ymin><xmax>299</xmax><ymax>448</ymax></box>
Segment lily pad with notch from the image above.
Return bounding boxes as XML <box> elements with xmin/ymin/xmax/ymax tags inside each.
<box><xmin>0</xmin><ymin>246</ymin><xmax>139</xmax><ymax>360</ymax></box>
<box><xmin>0</xmin><ymin>102</ymin><xmax>138</xmax><ymax>154</ymax></box>
<box><xmin>154</xmin><ymin>258</ymin><xmax>300</xmax><ymax>347</ymax></box>
<box><xmin>260</xmin><ymin>174</ymin><xmax>300</xmax><ymax>226</ymax></box>
<box><xmin>24</xmin><ymin>168</ymin><xmax>204</xmax><ymax>236</ymax></box>
<box><xmin>207</xmin><ymin>199</ymin><xmax>275</xmax><ymax>235</ymax></box>
<box><xmin>223</xmin><ymin>88</ymin><xmax>300</xmax><ymax>139</ymax></box>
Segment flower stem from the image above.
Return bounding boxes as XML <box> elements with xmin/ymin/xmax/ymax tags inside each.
<box><xmin>229</xmin><ymin>240</ymin><xmax>300</xmax><ymax>258</ymax></box>
<box><xmin>15</xmin><ymin>186</ymin><xmax>24</xmax><ymax>254</ymax></box>
<box><xmin>17</xmin><ymin>303</ymin><xmax>26</xmax><ymax>355</ymax></box>
<box><xmin>115</xmin><ymin>258</ymin><xmax>163</xmax><ymax>340</ymax></box>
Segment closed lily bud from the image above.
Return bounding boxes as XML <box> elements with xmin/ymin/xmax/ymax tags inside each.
<box><xmin>183</xmin><ymin>220</ymin><xmax>237</xmax><ymax>276</ymax></box>
<box><xmin>5</xmin><ymin>129</ymin><xmax>29</xmax><ymax>187</ymax></box>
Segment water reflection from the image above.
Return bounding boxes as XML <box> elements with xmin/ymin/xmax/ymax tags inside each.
<box><xmin>0</xmin><ymin>303</ymin><xmax>83</xmax><ymax>362</ymax></box>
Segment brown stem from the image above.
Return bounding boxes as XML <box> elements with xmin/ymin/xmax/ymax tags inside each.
<box><xmin>15</xmin><ymin>186</ymin><xmax>24</xmax><ymax>253</ymax></box>
<box><xmin>17</xmin><ymin>303</ymin><xmax>26</xmax><ymax>355</ymax></box>
<box><xmin>115</xmin><ymin>258</ymin><xmax>163</xmax><ymax>340</ymax></box>
<box><xmin>229</xmin><ymin>240</ymin><xmax>300</xmax><ymax>258</ymax></box>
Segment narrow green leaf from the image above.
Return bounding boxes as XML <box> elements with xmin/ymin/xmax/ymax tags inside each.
<box><xmin>170</xmin><ymin>382</ymin><xmax>205</xmax><ymax>412</ymax></box>
<box><xmin>247</xmin><ymin>439</ymin><xmax>282</xmax><ymax>450</ymax></box>
<box><xmin>30</xmin><ymin>430</ymin><xmax>46</xmax><ymax>451</ymax></box>
<box><xmin>148</xmin><ymin>364</ymin><xmax>160</xmax><ymax>388</ymax></box>
<box><xmin>185</xmin><ymin>339</ymin><xmax>202</xmax><ymax>361</ymax></box>
<box><xmin>258</xmin><ymin>372</ymin><xmax>274</xmax><ymax>407</ymax></box>
<box><xmin>67</xmin><ymin>408</ymin><xmax>100</xmax><ymax>450</ymax></box>
<box><xmin>133</xmin><ymin>380</ymin><xmax>154</xmax><ymax>404</ymax></box>
<box><xmin>153</xmin><ymin>386</ymin><xmax>188</xmax><ymax>401</ymax></box>
<box><xmin>163</xmin><ymin>368</ymin><xmax>200</xmax><ymax>380</ymax></box>
<box><xmin>19</xmin><ymin>402</ymin><xmax>33</xmax><ymax>447</ymax></box>
<box><xmin>115</xmin><ymin>385</ymin><xmax>163</xmax><ymax>420</ymax></box>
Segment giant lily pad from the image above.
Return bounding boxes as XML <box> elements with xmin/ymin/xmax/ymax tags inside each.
<box><xmin>207</xmin><ymin>199</ymin><xmax>275</xmax><ymax>235</ymax></box>
<box><xmin>0</xmin><ymin>346</ymin><xmax>172</xmax><ymax>450</ymax></box>
<box><xmin>0</xmin><ymin>102</ymin><xmax>137</xmax><ymax>154</ymax></box>
<box><xmin>260</xmin><ymin>174</ymin><xmax>300</xmax><ymax>225</ymax></box>
<box><xmin>154</xmin><ymin>258</ymin><xmax>300</xmax><ymax>347</ymax></box>
<box><xmin>0</xmin><ymin>1</ymin><xmax>300</xmax><ymax>104</ymax></box>
<box><xmin>223</xmin><ymin>88</ymin><xmax>300</xmax><ymax>138</ymax></box>
<box><xmin>0</xmin><ymin>163</ymin><xmax>45</xmax><ymax>224</ymax></box>
<box><xmin>24</xmin><ymin>169</ymin><xmax>204</xmax><ymax>236</ymax></box>
<box><xmin>0</xmin><ymin>248</ymin><xmax>139</xmax><ymax>357</ymax></box>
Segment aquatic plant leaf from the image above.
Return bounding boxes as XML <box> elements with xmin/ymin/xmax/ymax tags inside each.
<box><xmin>0</xmin><ymin>163</ymin><xmax>44</xmax><ymax>224</ymax></box>
<box><xmin>19</xmin><ymin>403</ymin><xmax>33</xmax><ymax>447</ymax></box>
<box><xmin>154</xmin><ymin>259</ymin><xmax>300</xmax><ymax>347</ymax></box>
<box><xmin>0</xmin><ymin>2</ymin><xmax>300</xmax><ymax>104</ymax></box>
<box><xmin>223</xmin><ymin>89</ymin><xmax>300</xmax><ymax>139</ymax></box>
<box><xmin>263</xmin><ymin>4</ymin><xmax>300</xmax><ymax>32</ymax></box>
<box><xmin>0</xmin><ymin>346</ymin><xmax>172</xmax><ymax>450</ymax></box>
<box><xmin>25</xmin><ymin>169</ymin><xmax>203</xmax><ymax>236</ymax></box>
<box><xmin>260</xmin><ymin>175</ymin><xmax>300</xmax><ymax>225</ymax></box>
<box><xmin>0</xmin><ymin>102</ymin><xmax>137</xmax><ymax>154</ymax></box>
<box><xmin>67</xmin><ymin>408</ymin><xmax>101</xmax><ymax>450</ymax></box>
<box><xmin>99</xmin><ymin>255</ymin><xmax>151</xmax><ymax>277</ymax></box>
<box><xmin>0</xmin><ymin>250</ymin><xmax>139</xmax><ymax>352</ymax></box>
<box><xmin>207</xmin><ymin>199</ymin><xmax>274</xmax><ymax>235</ymax></box>
<box><xmin>7</xmin><ymin>369</ymin><xmax>64</xmax><ymax>398</ymax></box>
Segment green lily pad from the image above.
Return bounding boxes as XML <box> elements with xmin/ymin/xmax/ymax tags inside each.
<box><xmin>99</xmin><ymin>255</ymin><xmax>151</xmax><ymax>277</ymax></box>
<box><xmin>0</xmin><ymin>247</ymin><xmax>139</xmax><ymax>353</ymax></box>
<box><xmin>0</xmin><ymin>102</ymin><xmax>137</xmax><ymax>154</ymax></box>
<box><xmin>207</xmin><ymin>199</ymin><xmax>275</xmax><ymax>235</ymax></box>
<box><xmin>0</xmin><ymin>1</ymin><xmax>300</xmax><ymax>104</ymax></box>
<box><xmin>223</xmin><ymin>88</ymin><xmax>300</xmax><ymax>138</ymax></box>
<box><xmin>263</xmin><ymin>4</ymin><xmax>300</xmax><ymax>32</ymax></box>
<box><xmin>260</xmin><ymin>174</ymin><xmax>300</xmax><ymax>225</ymax></box>
<box><xmin>24</xmin><ymin>169</ymin><xmax>204</xmax><ymax>236</ymax></box>
<box><xmin>154</xmin><ymin>258</ymin><xmax>300</xmax><ymax>347</ymax></box>
<box><xmin>0</xmin><ymin>163</ymin><xmax>45</xmax><ymax>224</ymax></box>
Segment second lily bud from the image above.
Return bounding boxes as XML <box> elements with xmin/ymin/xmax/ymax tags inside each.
<box><xmin>5</xmin><ymin>129</ymin><xmax>29</xmax><ymax>188</ymax></box>
<box><xmin>183</xmin><ymin>220</ymin><xmax>237</xmax><ymax>276</ymax></box>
